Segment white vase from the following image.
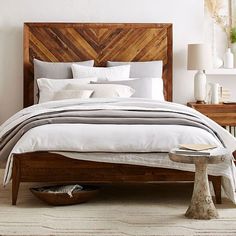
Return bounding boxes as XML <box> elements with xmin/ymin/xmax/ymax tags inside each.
<box><xmin>211</xmin><ymin>83</ymin><xmax>219</xmax><ymax>104</ymax></box>
<box><xmin>224</xmin><ymin>48</ymin><xmax>234</xmax><ymax>69</ymax></box>
<box><xmin>231</xmin><ymin>43</ymin><xmax>236</xmax><ymax>68</ymax></box>
<box><xmin>213</xmin><ymin>57</ymin><xmax>224</xmax><ymax>69</ymax></box>
<box><xmin>194</xmin><ymin>71</ymin><xmax>206</xmax><ymax>102</ymax></box>
<box><xmin>212</xmin><ymin>22</ymin><xmax>223</xmax><ymax>68</ymax></box>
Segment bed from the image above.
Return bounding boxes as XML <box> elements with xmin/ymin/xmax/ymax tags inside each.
<box><xmin>1</xmin><ymin>23</ymin><xmax>235</xmax><ymax>205</ymax></box>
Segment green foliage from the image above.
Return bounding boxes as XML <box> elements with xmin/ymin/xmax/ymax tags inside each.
<box><xmin>231</xmin><ymin>27</ymin><xmax>236</xmax><ymax>44</ymax></box>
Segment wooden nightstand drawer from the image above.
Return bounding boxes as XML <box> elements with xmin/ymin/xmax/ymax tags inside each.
<box><xmin>187</xmin><ymin>102</ymin><xmax>236</xmax><ymax>127</ymax></box>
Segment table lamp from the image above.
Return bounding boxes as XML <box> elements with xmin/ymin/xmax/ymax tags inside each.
<box><xmin>187</xmin><ymin>44</ymin><xmax>212</xmax><ymax>103</ymax></box>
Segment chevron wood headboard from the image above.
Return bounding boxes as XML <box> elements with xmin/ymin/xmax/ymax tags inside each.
<box><xmin>24</xmin><ymin>23</ymin><xmax>172</xmax><ymax>107</ymax></box>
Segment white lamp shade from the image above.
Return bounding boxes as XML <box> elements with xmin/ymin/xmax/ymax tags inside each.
<box><xmin>187</xmin><ymin>44</ymin><xmax>212</xmax><ymax>70</ymax></box>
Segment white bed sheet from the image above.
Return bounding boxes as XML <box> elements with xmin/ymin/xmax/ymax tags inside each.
<box><xmin>10</xmin><ymin>123</ymin><xmax>222</xmax><ymax>153</ymax></box>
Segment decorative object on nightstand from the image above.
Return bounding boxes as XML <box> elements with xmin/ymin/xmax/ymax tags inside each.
<box><xmin>211</xmin><ymin>83</ymin><xmax>220</xmax><ymax>104</ymax></box>
<box><xmin>169</xmin><ymin>147</ymin><xmax>228</xmax><ymax>220</ymax></box>
<box><xmin>219</xmin><ymin>87</ymin><xmax>231</xmax><ymax>102</ymax></box>
<box><xmin>206</xmin><ymin>84</ymin><xmax>230</xmax><ymax>104</ymax></box>
<box><xmin>187</xmin><ymin>44</ymin><xmax>213</xmax><ymax>104</ymax></box>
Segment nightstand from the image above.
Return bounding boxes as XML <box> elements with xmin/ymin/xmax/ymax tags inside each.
<box><xmin>187</xmin><ymin>102</ymin><xmax>236</xmax><ymax>127</ymax></box>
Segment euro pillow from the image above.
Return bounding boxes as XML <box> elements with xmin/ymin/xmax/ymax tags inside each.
<box><xmin>91</xmin><ymin>77</ymin><xmax>164</xmax><ymax>101</ymax></box>
<box><xmin>34</xmin><ymin>59</ymin><xmax>94</xmax><ymax>79</ymax></box>
<box><xmin>71</xmin><ymin>64</ymin><xmax>130</xmax><ymax>81</ymax></box>
<box><xmin>37</xmin><ymin>77</ymin><xmax>97</xmax><ymax>103</ymax></box>
<box><xmin>66</xmin><ymin>84</ymin><xmax>135</xmax><ymax>98</ymax></box>
<box><xmin>107</xmin><ymin>61</ymin><xmax>163</xmax><ymax>78</ymax></box>
<box><xmin>33</xmin><ymin>59</ymin><xmax>94</xmax><ymax>103</ymax></box>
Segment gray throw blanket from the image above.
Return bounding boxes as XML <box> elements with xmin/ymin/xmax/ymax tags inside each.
<box><xmin>0</xmin><ymin>98</ymin><xmax>224</xmax><ymax>162</ymax></box>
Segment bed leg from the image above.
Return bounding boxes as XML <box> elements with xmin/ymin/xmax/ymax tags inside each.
<box><xmin>211</xmin><ymin>176</ymin><xmax>222</xmax><ymax>204</ymax></box>
<box><xmin>12</xmin><ymin>158</ymin><xmax>20</xmax><ymax>205</ymax></box>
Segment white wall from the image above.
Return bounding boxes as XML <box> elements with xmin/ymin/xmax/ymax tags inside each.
<box><xmin>0</xmin><ymin>0</ymin><xmax>204</xmax><ymax>123</ymax></box>
<box><xmin>204</xmin><ymin>12</ymin><xmax>236</xmax><ymax>102</ymax></box>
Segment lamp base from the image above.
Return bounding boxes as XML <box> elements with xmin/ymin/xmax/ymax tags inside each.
<box><xmin>194</xmin><ymin>70</ymin><xmax>206</xmax><ymax>103</ymax></box>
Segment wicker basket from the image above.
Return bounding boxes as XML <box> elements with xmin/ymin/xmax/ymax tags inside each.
<box><xmin>30</xmin><ymin>185</ymin><xmax>99</xmax><ymax>206</ymax></box>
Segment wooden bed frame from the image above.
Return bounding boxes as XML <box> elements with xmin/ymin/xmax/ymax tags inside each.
<box><xmin>11</xmin><ymin>22</ymin><xmax>222</xmax><ymax>205</ymax></box>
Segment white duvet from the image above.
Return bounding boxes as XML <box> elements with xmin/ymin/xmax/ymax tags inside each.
<box><xmin>1</xmin><ymin>98</ymin><xmax>236</xmax><ymax>202</ymax></box>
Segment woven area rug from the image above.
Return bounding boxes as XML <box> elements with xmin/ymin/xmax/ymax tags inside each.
<box><xmin>1</xmin><ymin>170</ymin><xmax>236</xmax><ymax>236</ymax></box>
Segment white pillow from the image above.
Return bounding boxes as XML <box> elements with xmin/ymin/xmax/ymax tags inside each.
<box><xmin>91</xmin><ymin>77</ymin><xmax>164</xmax><ymax>101</ymax></box>
<box><xmin>34</xmin><ymin>59</ymin><xmax>94</xmax><ymax>80</ymax></box>
<box><xmin>53</xmin><ymin>90</ymin><xmax>94</xmax><ymax>101</ymax></box>
<box><xmin>37</xmin><ymin>77</ymin><xmax>97</xmax><ymax>103</ymax></box>
<box><xmin>33</xmin><ymin>59</ymin><xmax>94</xmax><ymax>103</ymax></box>
<box><xmin>66</xmin><ymin>84</ymin><xmax>135</xmax><ymax>98</ymax></box>
<box><xmin>71</xmin><ymin>64</ymin><xmax>131</xmax><ymax>81</ymax></box>
<box><xmin>107</xmin><ymin>61</ymin><xmax>163</xmax><ymax>78</ymax></box>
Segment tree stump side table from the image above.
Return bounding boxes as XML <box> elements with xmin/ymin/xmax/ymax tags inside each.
<box><xmin>168</xmin><ymin>148</ymin><xmax>228</xmax><ymax>220</ymax></box>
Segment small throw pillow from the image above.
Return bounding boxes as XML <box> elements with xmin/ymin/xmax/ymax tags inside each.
<box><xmin>53</xmin><ymin>90</ymin><xmax>94</xmax><ymax>101</ymax></box>
<box><xmin>71</xmin><ymin>64</ymin><xmax>130</xmax><ymax>81</ymax></box>
<box><xmin>66</xmin><ymin>84</ymin><xmax>135</xmax><ymax>98</ymax></box>
<box><xmin>37</xmin><ymin>77</ymin><xmax>97</xmax><ymax>103</ymax></box>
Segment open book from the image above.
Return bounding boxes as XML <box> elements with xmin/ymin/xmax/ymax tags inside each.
<box><xmin>174</xmin><ymin>144</ymin><xmax>218</xmax><ymax>156</ymax></box>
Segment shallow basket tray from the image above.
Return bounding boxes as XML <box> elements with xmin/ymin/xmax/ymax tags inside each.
<box><xmin>30</xmin><ymin>185</ymin><xmax>99</xmax><ymax>206</ymax></box>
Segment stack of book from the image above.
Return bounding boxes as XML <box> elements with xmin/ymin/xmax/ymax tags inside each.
<box><xmin>219</xmin><ymin>88</ymin><xmax>231</xmax><ymax>103</ymax></box>
<box><xmin>174</xmin><ymin>144</ymin><xmax>218</xmax><ymax>156</ymax></box>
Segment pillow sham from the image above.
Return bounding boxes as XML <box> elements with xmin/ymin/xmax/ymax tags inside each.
<box><xmin>37</xmin><ymin>77</ymin><xmax>97</xmax><ymax>103</ymax></box>
<box><xmin>66</xmin><ymin>84</ymin><xmax>135</xmax><ymax>98</ymax></box>
<box><xmin>34</xmin><ymin>59</ymin><xmax>94</xmax><ymax>79</ymax></box>
<box><xmin>107</xmin><ymin>61</ymin><xmax>163</xmax><ymax>78</ymax></box>
<box><xmin>34</xmin><ymin>59</ymin><xmax>94</xmax><ymax>103</ymax></box>
<box><xmin>53</xmin><ymin>90</ymin><xmax>94</xmax><ymax>101</ymax></box>
<box><xmin>91</xmin><ymin>77</ymin><xmax>164</xmax><ymax>101</ymax></box>
<box><xmin>71</xmin><ymin>64</ymin><xmax>130</xmax><ymax>81</ymax></box>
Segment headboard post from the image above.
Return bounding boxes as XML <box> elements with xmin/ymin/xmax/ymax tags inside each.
<box><xmin>24</xmin><ymin>23</ymin><xmax>173</xmax><ymax>107</ymax></box>
<box><xmin>166</xmin><ymin>25</ymin><xmax>173</xmax><ymax>102</ymax></box>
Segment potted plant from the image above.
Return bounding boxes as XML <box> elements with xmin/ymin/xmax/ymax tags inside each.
<box><xmin>231</xmin><ymin>27</ymin><xmax>236</xmax><ymax>42</ymax></box>
<box><xmin>231</xmin><ymin>27</ymin><xmax>236</xmax><ymax>67</ymax></box>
